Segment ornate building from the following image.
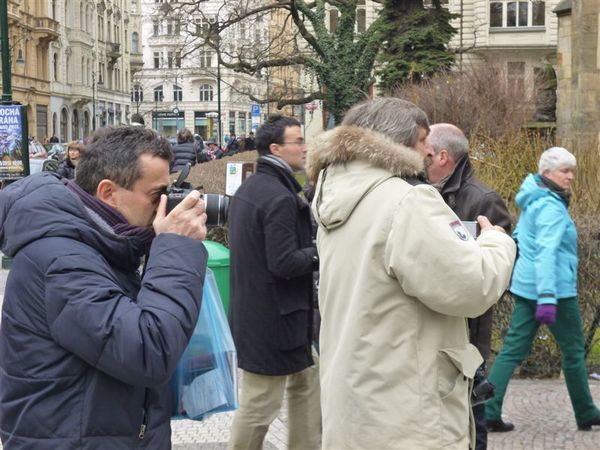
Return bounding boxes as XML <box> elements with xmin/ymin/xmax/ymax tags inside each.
<box><xmin>49</xmin><ymin>0</ymin><xmax>142</xmax><ymax>141</ymax></box>
<box><xmin>3</xmin><ymin>0</ymin><xmax>59</xmax><ymax>140</ymax></box>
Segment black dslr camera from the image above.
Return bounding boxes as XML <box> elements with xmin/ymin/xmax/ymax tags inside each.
<box><xmin>471</xmin><ymin>364</ymin><xmax>496</xmax><ymax>406</ymax></box>
<box><xmin>166</xmin><ymin>163</ymin><xmax>229</xmax><ymax>226</ymax></box>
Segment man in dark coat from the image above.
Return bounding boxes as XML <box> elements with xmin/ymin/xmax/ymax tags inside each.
<box><xmin>228</xmin><ymin>116</ymin><xmax>321</xmax><ymax>450</ymax></box>
<box><xmin>423</xmin><ymin>123</ymin><xmax>513</xmax><ymax>449</ymax></box>
<box><xmin>170</xmin><ymin>128</ymin><xmax>197</xmax><ymax>173</ymax></box>
<box><xmin>0</xmin><ymin>127</ymin><xmax>208</xmax><ymax>449</ymax></box>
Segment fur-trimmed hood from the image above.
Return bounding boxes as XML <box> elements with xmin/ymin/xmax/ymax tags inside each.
<box><xmin>305</xmin><ymin>125</ymin><xmax>424</xmax><ymax>182</ymax></box>
<box><xmin>308</xmin><ymin>126</ymin><xmax>426</xmax><ymax>231</ymax></box>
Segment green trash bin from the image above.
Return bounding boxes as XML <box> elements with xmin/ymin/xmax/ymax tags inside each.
<box><xmin>203</xmin><ymin>241</ymin><xmax>231</xmax><ymax>315</ymax></box>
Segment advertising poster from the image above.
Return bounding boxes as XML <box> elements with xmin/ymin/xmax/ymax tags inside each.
<box><xmin>0</xmin><ymin>105</ymin><xmax>27</xmax><ymax>178</ymax></box>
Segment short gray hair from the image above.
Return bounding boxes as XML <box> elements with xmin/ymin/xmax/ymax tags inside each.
<box><xmin>341</xmin><ymin>98</ymin><xmax>430</xmax><ymax>147</ymax></box>
<box><xmin>538</xmin><ymin>147</ymin><xmax>576</xmax><ymax>174</ymax></box>
<box><xmin>428</xmin><ymin>123</ymin><xmax>469</xmax><ymax>161</ymax></box>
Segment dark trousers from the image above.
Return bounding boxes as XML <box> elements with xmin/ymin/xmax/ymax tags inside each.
<box><xmin>472</xmin><ymin>403</ymin><xmax>487</xmax><ymax>450</ymax></box>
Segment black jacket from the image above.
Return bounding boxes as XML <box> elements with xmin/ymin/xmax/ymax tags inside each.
<box><xmin>56</xmin><ymin>158</ymin><xmax>75</xmax><ymax>179</ymax></box>
<box><xmin>439</xmin><ymin>155</ymin><xmax>512</xmax><ymax>360</ymax></box>
<box><xmin>0</xmin><ymin>173</ymin><xmax>208</xmax><ymax>449</ymax></box>
<box><xmin>171</xmin><ymin>142</ymin><xmax>197</xmax><ymax>173</ymax></box>
<box><xmin>228</xmin><ymin>159</ymin><xmax>317</xmax><ymax>375</ymax></box>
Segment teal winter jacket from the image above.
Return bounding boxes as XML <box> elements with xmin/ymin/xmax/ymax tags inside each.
<box><xmin>510</xmin><ymin>174</ymin><xmax>577</xmax><ymax>304</ymax></box>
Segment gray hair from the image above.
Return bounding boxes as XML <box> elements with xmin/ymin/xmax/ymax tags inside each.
<box><xmin>538</xmin><ymin>147</ymin><xmax>576</xmax><ymax>174</ymax></box>
<box><xmin>428</xmin><ymin>123</ymin><xmax>469</xmax><ymax>161</ymax></box>
<box><xmin>342</xmin><ymin>98</ymin><xmax>430</xmax><ymax>147</ymax></box>
<box><xmin>76</xmin><ymin>127</ymin><xmax>173</xmax><ymax>194</ymax></box>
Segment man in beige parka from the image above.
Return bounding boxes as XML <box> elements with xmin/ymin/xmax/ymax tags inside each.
<box><xmin>307</xmin><ymin>98</ymin><xmax>516</xmax><ymax>449</ymax></box>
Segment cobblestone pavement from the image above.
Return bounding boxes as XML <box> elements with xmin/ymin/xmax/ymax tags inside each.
<box><xmin>1</xmin><ymin>266</ymin><xmax>599</xmax><ymax>448</ymax></box>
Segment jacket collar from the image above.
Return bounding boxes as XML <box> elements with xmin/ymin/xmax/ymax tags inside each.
<box><xmin>306</xmin><ymin>125</ymin><xmax>424</xmax><ymax>182</ymax></box>
<box><xmin>257</xmin><ymin>157</ymin><xmax>303</xmax><ymax>195</ymax></box>
<box><xmin>439</xmin><ymin>154</ymin><xmax>473</xmax><ymax>195</ymax></box>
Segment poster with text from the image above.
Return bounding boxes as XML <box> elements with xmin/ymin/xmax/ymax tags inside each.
<box><xmin>0</xmin><ymin>105</ymin><xmax>25</xmax><ymax>178</ymax></box>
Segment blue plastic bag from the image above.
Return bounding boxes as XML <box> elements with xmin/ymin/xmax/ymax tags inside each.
<box><xmin>170</xmin><ymin>269</ymin><xmax>238</xmax><ymax>420</ymax></box>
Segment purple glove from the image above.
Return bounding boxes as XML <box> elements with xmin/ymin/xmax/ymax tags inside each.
<box><xmin>535</xmin><ymin>304</ymin><xmax>557</xmax><ymax>325</ymax></box>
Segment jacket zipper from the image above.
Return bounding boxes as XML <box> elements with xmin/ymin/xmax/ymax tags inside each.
<box><xmin>139</xmin><ymin>388</ymin><xmax>149</xmax><ymax>440</ymax></box>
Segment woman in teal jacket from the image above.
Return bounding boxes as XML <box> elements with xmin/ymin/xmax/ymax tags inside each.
<box><xmin>486</xmin><ymin>147</ymin><xmax>600</xmax><ymax>432</ymax></box>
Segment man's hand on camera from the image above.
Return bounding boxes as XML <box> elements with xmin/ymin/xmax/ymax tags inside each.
<box><xmin>153</xmin><ymin>191</ymin><xmax>207</xmax><ymax>240</ymax></box>
<box><xmin>477</xmin><ymin>215</ymin><xmax>506</xmax><ymax>234</ymax></box>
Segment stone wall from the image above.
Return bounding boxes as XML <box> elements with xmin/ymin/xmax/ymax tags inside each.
<box><xmin>555</xmin><ymin>0</ymin><xmax>600</xmax><ymax>148</ymax></box>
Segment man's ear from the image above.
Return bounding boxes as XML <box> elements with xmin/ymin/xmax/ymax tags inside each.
<box><xmin>96</xmin><ymin>179</ymin><xmax>119</xmax><ymax>208</ymax></box>
<box><xmin>269</xmin><ymin>142</ymin><xmax>282</xmax><ymax>157</ymax></box>
<box><xmin>439</xmin><ymin>149</ymin><xmax>452</xmax><ymax>167</ymax></box>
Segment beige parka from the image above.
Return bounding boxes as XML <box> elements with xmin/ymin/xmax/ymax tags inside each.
<box><xmin>307</xmin><ymin>126</ymin><xmax>516</xmax><ymax>449</ymax></box>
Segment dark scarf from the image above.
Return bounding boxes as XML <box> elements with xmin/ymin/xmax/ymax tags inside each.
<box><xmin>66</xmin><ymin>180</ymin><xmax>155</xmax><ymax>254</ymax></box>
<box><xmin>540</xmin><ymin>175</ymin><xmax>572</xmax><ymax>206</ymax></box>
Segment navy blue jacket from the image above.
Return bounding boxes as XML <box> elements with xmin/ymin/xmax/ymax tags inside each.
<box><xmin>0</xmin><ymin>173</ymin><xmax>207</xmax><ymax>449</ymax></box>
<box><xmin>228</xmin><ymin>159</ymin><xmax>317</xmax><ymax>376</ymax></box>
<box><xmin>171</xmin><ymin>142</ymin><xmax>197</xmax><ymax>173</ymax></box>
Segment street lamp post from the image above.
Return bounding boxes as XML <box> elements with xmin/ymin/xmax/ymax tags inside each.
<box><xmin>0</xmin><ymin>0</ymin><xmax>12</xmax><ymax>103</ymax></box>
<box><xmin>91</xmin><ymin>71</ymin><xmax>103</xmax><ymax>131</ymax></box>
<box><xmin>216</xmin><ymin>51</ymin><xmax>222</xmax><ymax>148</ymax></box>
<box><xmin>174</xmin><ymin>72</ymin><xmax>180</xmax><ymax>132</ymax></box>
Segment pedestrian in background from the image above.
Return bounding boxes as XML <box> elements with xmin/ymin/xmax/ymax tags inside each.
<box><xmin>170</xmin><ymin>128</ymin><xmax>197</xmax><ymax>173</ymax></box>
<box><xmin>0</xmin><ymin>127</ymin><xmax>208</xmax><ymax>449</ymax></box>
<box><xmin>485</xmin><ymin>147</ymin><xmax>600</xmax><ymax>432</ymax></box>
<box><xmin>228</xmin><ymin>116</ymin><xmax>321</xmax><ymax>450</ymax></box>
<box><xmin>422</xmin><ymin>123</ymin><xmax>512</xmax><ymax>450</ymax></box>
<box><xmin>56</xmin><ymin>140</ymin><xmax>85</xmax><ymax>179</ymax></box>
<box><xmin>307</xmin><ymin>98</ymin><xmax>516</xmax><ymax>449</ymax></box>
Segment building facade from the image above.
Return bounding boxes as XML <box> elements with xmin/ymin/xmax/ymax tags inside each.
<box><xmin>2</xmin><ymin>0</ymin><xmax>59</xmax><ymax>140</ymax></box>
<box><xmin>49</xmin><ymin>0</ymin><xmax>141</xmax><ymax>141</ymax></box>
<box><xmin>446</xmin><ymin>0</ymin><xmax>560</xmax><ymax>113</ymax></box>
<box><xmin>135</xmin><ymin>0</ymin><xmax>268</xmax><ymax>145</ymax></box>
<box><xmin>554</xmin><ymin>0</ymin><xmax>600</xmax><ymax>146</ymax></box>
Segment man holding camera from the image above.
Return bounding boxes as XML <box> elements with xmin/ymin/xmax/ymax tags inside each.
<box><xmin>308</xmin><ymin>98</ymin><xmax>516</xmax><ymax>449</ymax></box>
<box><xmin>0</xmin><ymin>127</ymin><xmax>208</xmax><ymax>449</ymax></box>
<box><xmin>228</xmin><ymin>116</ymin><xmax>320</xmax><ymax>450</ymax></box>
<box><xmin>422</xmin><ymin>123</ymin><xmax>513</xmax><ymax>448</ymax></box>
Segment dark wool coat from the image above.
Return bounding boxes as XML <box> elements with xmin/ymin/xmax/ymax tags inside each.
<box><xmin>439</xmin><ymin>155</ymin><xmax>512</xmax><ymax>360</ymax></box>
<box><xmin>0</xmin><ymin>173</ymin><xmax>207</xmax><ymax>449</ymax></box>
<box><xmin>171</xmin><ymin>142</ymin><xmax>197</xmax><ymax>173</ymax></box>
<box><xmin>228</xmin><ymin>159</ymin><xmax>317</xmax><ymax>376</ymax></box>
<box><xmin>56</xmin><ymin>158</ymin><xmax>76</xmax><ymax>179</ymax></box>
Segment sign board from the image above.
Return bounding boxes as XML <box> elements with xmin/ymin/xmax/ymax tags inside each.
<box><xmin>153</xmin><ymin>110</ymin><xmax>185</xmax><ymax>119</ymax></box>
<box><xmin>251</xmin><ymin>103</ymin><xmax>261</xmax><ymax>117</ymax></box>
<box><xmin>0</xmin><ymin>105</ymin><xmax>29</xmax><ymax>179</ymax></box>
<box><xmin>226</xmin><ymin>162</ymin><xmax>256</xmax><ymax>196</ymax></box>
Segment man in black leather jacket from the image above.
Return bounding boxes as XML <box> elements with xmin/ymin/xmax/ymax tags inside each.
<box><xmin>422</xmin><ymin>123</ymin><xmax>512</xmax><ymax>450</ymax></box>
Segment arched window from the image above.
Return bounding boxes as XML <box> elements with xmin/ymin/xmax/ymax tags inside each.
<box><xmin>83</xmin><ymin>110</ymin><xmax>90</xmax><ymax>137</ymax></box>
<box><xmin>52</xmin><ymin>112</ymin><xmax>58</xmax><ymax>137</ymax></box>
<box><xmin>132</xmin><ymin>84</ymin><xmax>144</xmax><ymax>103</ymax></box>
<box><xmin>53</xmin><ymin>53</ymin><xmax>58</xmax><ymax>81</ymax></box>
<box><xmin>199</xmin><ymin>84</ymin><xmax>213</xmax><ymax>102</ymax></box>
<box><xmin>173</xmin><ymin>85</ymin><xmax>182</xmax><ymax>102</ymax></box>
<box><xmin>132</xmin><ymin>32</ymin><xmax>139</xmax><ymax>53</ymax></box>
<box><xmin>60</xmin><ymin>108</ymin><xmax>68</xmax><ymax>141</ymax></box>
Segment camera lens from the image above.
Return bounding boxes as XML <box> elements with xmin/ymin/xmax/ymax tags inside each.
<box><xmin>202</xmin><ymin>194</ymin><xmax>229</xmax><ymax>226</ymax></box>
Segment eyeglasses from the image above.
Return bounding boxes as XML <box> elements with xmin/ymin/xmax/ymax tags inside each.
<box><xmin>281</xmin><ymin>140</ymin><xmax>306</xmax><ymax>146</ymax></box>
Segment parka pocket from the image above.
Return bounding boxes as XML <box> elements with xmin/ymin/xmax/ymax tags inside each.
<box><xmin>437</xmin><ymin>344</ymin><xmax>482</xmax><ymax>446</ymax></box>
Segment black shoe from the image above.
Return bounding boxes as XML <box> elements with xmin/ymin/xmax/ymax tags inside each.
<box><xmin>578</xmin><ymin>415</ymin><xmax>600</xmax><ymax>431</ymax></box>
<box><xmin>486</xmin><ymin>419</ymin><xmax>515</xmax><ymax>432</ymax></box>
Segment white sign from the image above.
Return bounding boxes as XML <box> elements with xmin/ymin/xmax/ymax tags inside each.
<box><xmin>226</xmin><ymin>162</ymin><xmax>256</xmax><ymax>196</ymax></box>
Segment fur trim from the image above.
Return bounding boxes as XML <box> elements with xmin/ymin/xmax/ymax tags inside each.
<box><xmin>306</xmin><ymin>126</ymin><xmax>425</xmax><ymax>182</ymax></box>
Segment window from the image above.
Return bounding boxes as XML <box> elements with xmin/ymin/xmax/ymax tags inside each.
<box><xmin>199</xmin><ymin>84</ymin><xmax>214</xmax><ymax>102</ymax></box>
<box><xmin>195</xmin><ymin>17</ymin><xmax>214</xmax><ymax>36</ymax></box>
<box><xmin>173</xmin><ymin>85</ymin><xmax>182</xmax><ymax>102</ymax></box>
<box><xmin>153</xmin><ymin>20</ymin><xmax>159</xmax><ymax>36</ymax></box>
<box><xmin>154</xmin><ymin>51</ymin><xmax>160</xmax><ymax>68</ymax></box>
<box><xmin>490</xmin><ymin>1</ymin><xmax>545</xmax><ymax>28</ymax></box>
<box><xmin>167</xmin><ymin>51</ymin><xmax>174</xmax><ymax>68</ymax></box>
<box><xmin>176</xmin><ymin>51</ymin><xmax>182</xmax><ymax>68</ymax></box>
<box><xmin>53</xmin><ymin>53</ymin><xmax>58</xmax><ymax>81</ymax></box>
<box><xmin>167</xmin><ymin>21</ymin><xmax>173</xmax><ymax>35</ymax></box>
<box><xmin>154</xmin><ymin>86</ymin><xmax>164</xmax><ymax>102</ymax></box>
<box><xmin>329</xmin><ymin>9</ymin><xmax>338</xmax><ymax>33</ymax></box>
<box><xmin>199</xmin><ymin>49</ymin><xmax>213</xmax><ymax>68</ymax></box>
<box><xmin>238</xmin><ymin>112</ymin><xmax>246</xmax><ymax>133</ymax></box>
<box><xmin>132</xmin><ymin>32</ymin><xmax>139</xmax><ymax>53</ymax></box>
<box><xmin>357</xmin><ymin>9</ymin><xmax>366</xmax><ymax>33</ymax></box>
